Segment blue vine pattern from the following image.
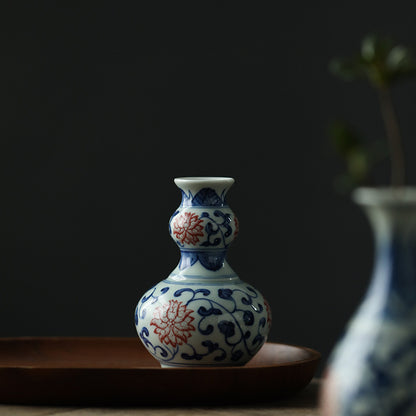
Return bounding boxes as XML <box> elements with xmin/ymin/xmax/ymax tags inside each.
<box><xmin>170</xmin><ymin>210</ymin><xmax>235</xmax><ymax>250</ymax></box>
<box><xmin>137</xmin><ymin>284</ymin><xmax>267</xmax><ymax>365</ymax></box>
<box><xmin>200</xmin><ymin>210</ymin><xmax>233</xmax><ymax>248</ymax></box>
<box><xmin>170</xmin><ymin>208</ymin><xmax>236</xmax><ymax>271</ymax></box>
<box><xmin>136</xmin><ymin>286</ymin><xmax>180</xmax><ymax>364</ymax></box>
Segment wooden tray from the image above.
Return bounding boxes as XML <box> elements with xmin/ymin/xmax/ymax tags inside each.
<box><xmin>0</xmin><ymin>337</ymin><xmax>321</xmax><ymax>405</ymax></box>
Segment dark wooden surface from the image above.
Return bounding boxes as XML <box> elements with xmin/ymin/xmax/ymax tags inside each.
<box><xmin>0</xmin><ymin>337</ymin><xmax>321</xmax><ymax>406</ymax></box>
<box><xmin>0</xmin><ymin>379</ymin><xmax>321</xmax><ymax>415</ymax></box>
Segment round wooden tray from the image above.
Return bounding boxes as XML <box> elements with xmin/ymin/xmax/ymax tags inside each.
<box><xmin>0</xmin><ymin>337</ymin><xmax>321</xmax><ymax>405</ymax></box>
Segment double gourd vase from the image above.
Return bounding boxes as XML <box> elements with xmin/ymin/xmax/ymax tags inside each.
<box><xmin>135</xmin><ymin>177</ymin><xmax>271</xmax><ymax>367</ymax></box>
<box><xmin>322</xmin><ymin>187</ymin><xmax>416</xmax><ymax>416</ymax></box>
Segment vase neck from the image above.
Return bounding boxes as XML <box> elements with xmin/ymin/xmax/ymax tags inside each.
<box><xmin>174</xmin><ymin>177</ymin><xmax>234</xmax><ymax>208</ymax></box>
<box><xmin>169</xmin><ymin>177</ymin><xmax>239</xmax><ymax>281</ymax></box>
<box><xmin>354</xmin><ymin>187</ymin><xmax>416</xmax><ymax>242</ymax></box>
<box><xmin>356</xmin><ymin>189</ymin><xmax>416</xmax><ymax>304</ymax></box>
<box><xmin>169</xmin><ymin>256</ymin><xmax>239</xmax><ymax>282</ymax></box>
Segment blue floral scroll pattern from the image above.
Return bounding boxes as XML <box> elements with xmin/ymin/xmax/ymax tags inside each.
<box><xmin>329</xmin><ymin>238</ymin><xmax>416</xmax><ymax>415</ymax></box>
<box><xmin>199</xmin><ymin>210</ymin><xmax>233</xmax><ymax>248</ymax></box>
<box><xmin>170</xmin><ymin>209</ymin><xmax>237</xmax><ymax>271</ymax></box>
<box><xmin>170</xmin><ymin>210</ymin><xmax>235</xmax><ymax>249</ymax></box>
<box><xmin>332</xmin><ymin>294</ymin><xmax>416</xmax><ymax>415</ymax></box>
<box><xmin>136</xmin><ymin>286</ymin><xmax>181</xmax><ymax>364</ymax></box>
<box><xmin>137</xmin><ymin>284</ymin><xmax>267</xmax><ymax>365</ymax></box>
<box><xmin>177</xmin><ymin>286</ymin><xmax>266</xmax><ymax>363</ymax></box>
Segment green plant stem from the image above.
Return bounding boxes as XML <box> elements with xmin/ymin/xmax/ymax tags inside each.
<box><xmin>378</xmin><ymin>87</ymin><xmax>406</xmax><ymax>187</ymax></box>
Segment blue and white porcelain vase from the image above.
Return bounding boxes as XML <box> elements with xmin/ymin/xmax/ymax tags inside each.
<box><xmin>135</xmin><ymin>177</ymin><xmax>271</xmax><ymax>367</ymax></box>
<box><xmin>321</xmin><ymin>187</ymin><xmax>416</xmax><ymax>416</ymax></box>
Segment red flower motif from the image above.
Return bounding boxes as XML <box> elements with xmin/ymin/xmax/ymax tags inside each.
<box><xmin>150</xmin><ymin>300</ymin><xmax>195</xmax><ymax>347</ymax></box>
<box><xmin>172</xmin><ymin>212</ymin><xmax>204</xmax><ymax>245</ymax></box>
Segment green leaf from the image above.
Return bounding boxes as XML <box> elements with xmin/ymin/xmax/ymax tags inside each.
<box><xmin>361</xmin><ymin>34</ymin><xmax>393</xmax><ymax>63</ymax></box>
<box><xmin>331</xmin><ymin>34</ymin><xmax>416</xmax><ymax>88</ymax></box>
<box><xmin>361</xmin><ymin>35</ymin><xmax>377</xmax><ymax>62</ymax></box>
<box><xmin>387</xmin><ymin>45</ymin><xmax>409</xmax><ymax>69</ymax></box>
<box><xmin>386</xmin><ymin>45</ymin><xmax>416</xmax><ymax>81</ymax></box>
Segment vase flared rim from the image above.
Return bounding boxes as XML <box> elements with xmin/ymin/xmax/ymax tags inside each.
<box><xmin>175</xmin><ymin>176</ymin><xmax>234</xmax><ymax>183</ymax></box>
<box><xmin>353</xmin><ymin>186</ymin><xmax>416</xmax><ymax>206</ymax></box>
<box><xmin>174</xmin><ymin>177</ymin><xmax>235</xmax><ymax>189</ymax></box>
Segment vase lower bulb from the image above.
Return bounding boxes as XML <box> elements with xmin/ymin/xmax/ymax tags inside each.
<box><xmin>135</xmin><ymin>177</ymin><xmax>271</xmax><ymax>367</ymax></box>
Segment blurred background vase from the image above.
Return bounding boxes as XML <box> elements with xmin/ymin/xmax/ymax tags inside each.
<box><xmin>321</xmin><ymin>187</ymin><xmax>416</xmax><ymax>415</ymax></box>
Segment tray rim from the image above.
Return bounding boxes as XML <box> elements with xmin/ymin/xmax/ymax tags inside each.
<box><xmin>0</xmin><ymin>336</ymin><xmax>321</xmax><ymax>370</ymax></box>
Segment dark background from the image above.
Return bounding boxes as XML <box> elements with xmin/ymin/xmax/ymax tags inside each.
<box><xmin>2</xmin><ymin>2</ymin><xmax>416</xmax><ymax>373</ymax></box>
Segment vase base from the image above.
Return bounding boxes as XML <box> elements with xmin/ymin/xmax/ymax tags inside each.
<box><xmin>159</xmin><ymin>362</ymin><xmax>247</xmax><ymax>368</ymax></box>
